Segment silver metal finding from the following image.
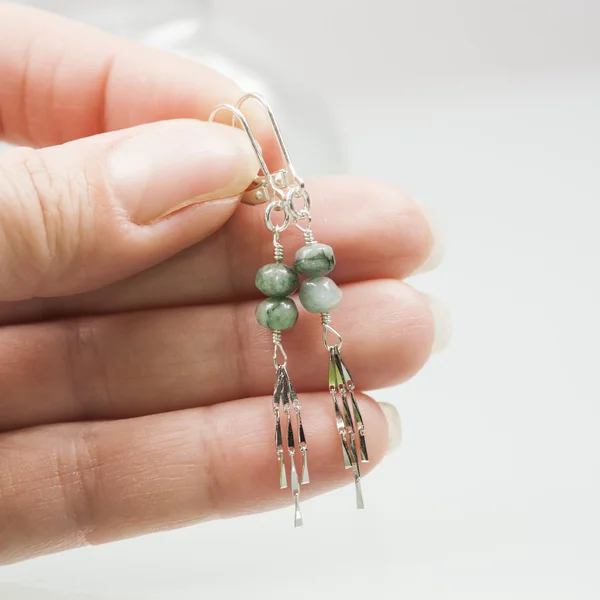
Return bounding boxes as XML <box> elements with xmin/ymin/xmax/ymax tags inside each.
<box><xmin>264</xmin><ymin>200</ymin><xmax>290</xmax><ymax>234</ymax></box>
<box><xmin>209</xmin><ymin>102</ymin><xmax>288</xmax><ymax>207</ymax></box>
<box><xmin>235</xmin><ymin>93</ymin><xmax>302</xmax><ymax>187</ymax></box>
<box><xmin>273</xmin><ymin>233</ymin><xmax>284</xmax><ymax>262</ymax></box>
<box><xmin>209</xmin><ymin>103</ymin><xmax>270</xmax><ymax>180</ymax></box>
<box><xmin>286</xmin><ymin>186</ymin><xmax>311</xmax><ymax>222</ymax></box>
<box><xmin>322</xmin><ymin>313</ymin><xmax>344</xmax><ymax>350</ymax></box>
<box><xmin>272</xmin><ymin>331</ymin><xmax>288</xmax><ymax>370</ymax></box>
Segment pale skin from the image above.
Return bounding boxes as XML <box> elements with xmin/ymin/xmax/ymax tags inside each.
<box><xmin>0</xmin><ymin>4</ymin><xmax>443</xmax><ymax>563</ymax></box>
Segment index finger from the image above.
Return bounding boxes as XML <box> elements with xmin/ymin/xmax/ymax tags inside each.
<box><xmin>0</xmin><ymin>3</ymin><xmax>271</xmax><ymax>148</ymax></box>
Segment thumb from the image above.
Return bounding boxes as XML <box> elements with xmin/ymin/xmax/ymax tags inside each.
<box><xmin>0</xmin><ymin>119</ymin><xmax>257</xmax><ymax>301</ymax></box>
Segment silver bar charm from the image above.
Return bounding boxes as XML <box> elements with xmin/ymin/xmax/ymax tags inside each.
<box><xmin>300</xmin><ymin>448</ymin><xmax>309</xmax><ymax>485</ymax></box>
<box><xmin>351</xmin><ymin>390</ymin><xmax>369</xmax><ymax>463</ymax></box>
<box><xmin>278</xmin><ymin>449</ymin><xmax>287</xmax><ymax>489</ymax></box>
<box><xmin>355</xmin><ymin>474</ymin><xmax>365</xmax><ymax>510</ymax></box>
<box><xmin>273</xmin><ymin>367</ymin><xmax>287</xmax><ymax>489</ymax></box>
<box><xmin>290</xmin><ymin>453</ymin><xmax>303</xmax><ymax>528</ymax></box>
<box><xmin>289</xmin><ymin>375</ymin><xmax>310</xmax><ymax>485</ymax></box>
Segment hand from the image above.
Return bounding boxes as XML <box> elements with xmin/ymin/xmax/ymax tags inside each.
<box><xmin>0</xmin><ymin>4</ymin><xmax>445</xmax><ymax>563</ymax></box>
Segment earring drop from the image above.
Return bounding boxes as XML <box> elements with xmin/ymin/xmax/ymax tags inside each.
<box><xmin>209</xmin><ymin>103</ymin><xmax>309</xmax><ymax>527</ymax></box>
<box><xmin>291</xmin><ymin>185</ymin><xmax>369</xmax><ymax>510</ymax></box>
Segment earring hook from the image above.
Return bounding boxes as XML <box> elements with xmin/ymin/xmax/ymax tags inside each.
<box><xmin>209</xmin><ymin>103</ymin><xmax>271</xmax><ymax>179</ymax></box>
<box><xmin>209</xmin><ymin>103</ymin><xmax>282</xmax><ymax>206</ymax></box>
<box><xmin>209</xmin><ymin>103</ymin><xmax>289</xmax><ymax>235</ymax></box>
<box><xmin>234</xmin><ymin>93</ymin><xmax>302</xmax><ymax>188</ymax></box>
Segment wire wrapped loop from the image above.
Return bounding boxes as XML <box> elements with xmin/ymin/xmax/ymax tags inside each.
<box><xmin>272</xmin><ymin>331</ymin><xmax>288</xmax><ymax>369</ymax></box>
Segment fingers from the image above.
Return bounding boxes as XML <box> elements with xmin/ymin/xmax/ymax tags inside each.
<box><xmin>0</xmin><ymin>392</ymin><xmax>389</xmax><ymax>563</ymax></box>
<box><xmin>0</xmin><ymin>177</ymin><xmax>436</xmax><ymax>323</ymax></box>
<box><xmin>0</xmin><ymin>280</ymin><xmax>432</xmax><ymax>431</ymax></box>
<box><xmin>0</xmin><ymin>120</ymin><xmax>258</xmax><ymax>301</ymax></box>
<box><xmin>0</xmin><ymin>4</ymin><xmax>271</xmax><ymax>149</ymax></box>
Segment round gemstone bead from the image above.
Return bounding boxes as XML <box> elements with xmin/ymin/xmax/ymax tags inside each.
<box><xmin>294</xmin><ymin>243</ymin><xmax>336</xmax><ymax>277</ymax></box>
<box><xmin>299</xmin><ymin>277</ymin><xmax>342</xmax><ymax>313</ymax></box>
<box><xmin>255</xmin><ymin>297</ymin><xmax>299</xmax><ymax>330</ymax></box>
<box><xmin>255</xmin><ymin>263</ymin><xmax>299</xmax><ymax>298</ymax></box>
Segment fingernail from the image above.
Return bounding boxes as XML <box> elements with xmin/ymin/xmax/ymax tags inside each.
<box><xmin>414</xmin><ymin>205</ymin><xmax>446</xmax><ymax>275</ymax></box>
<box><xmin>422</xmin><ymin>292</ymin><xmax>452</xmax><ymax>353</ymax></box>
<box><xmin>107</xmin><ymin>120</ymin><xmax>258</xmax><ymax>224</ymax></box>
<box><xmin>379</xmin><ymin>402</ymin><xmax>402</xmax><ymax>453</ymax></box>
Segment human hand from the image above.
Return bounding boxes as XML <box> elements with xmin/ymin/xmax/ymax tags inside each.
<box><xmin>0</xmin><ymin>4</ymin><xmax>445</xmax><ymax>563</ymax></box>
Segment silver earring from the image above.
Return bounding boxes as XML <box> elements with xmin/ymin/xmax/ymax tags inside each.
<box><xmin>210</xmin><ymin>101</ymin><xmax>309</xmax><ymax>528</ymax></box>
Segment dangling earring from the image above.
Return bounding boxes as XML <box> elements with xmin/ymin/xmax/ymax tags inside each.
<box><xmin>209</xmin><ymin>103</ymin><xmax>309</xmax><ymax>528</ymax></box>
<box><xmin>234</xmin><ymin>94</ymin><xmax>369</xmax><ymax>511</ymax></box>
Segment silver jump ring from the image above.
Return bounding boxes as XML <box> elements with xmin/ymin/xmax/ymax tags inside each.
<box><xmin>286</xmin><ymin>187</ymin><xmax>311</xmax><ymax>221</ymax></box>
<box><xmin>265</xmin><ymin>200</ymin><xmax>290</xmax><ymax>233</ymax></box>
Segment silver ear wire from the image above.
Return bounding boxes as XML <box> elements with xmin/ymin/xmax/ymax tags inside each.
<box><xmin>235</xmin><ymin>93</ymin><xmax>302</xmax><ymax>188</ymax></box>
<box><xmin>232</xmin><ymin>93</ymin><xmax>306</xmax><ymax>205</ymax></box>
<box><xmin>209</xmin><ymin>104</ymin><xmax>275</xmax><ymax>206</ymax></box>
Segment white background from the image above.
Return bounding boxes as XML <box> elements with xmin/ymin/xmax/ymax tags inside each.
<box><xmin>1</xmin><ymin>0</ymin><xmax>600</xmax><ymax>598</ymax></box>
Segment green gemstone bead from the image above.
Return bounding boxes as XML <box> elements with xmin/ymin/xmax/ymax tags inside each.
<box><xmin>255</xmin><ymin>263</ymin><xmax>299</xmax><ymax>298</ymax></box>
<box><xmin>299</xmin><ymin>277</ymin><xmax>342</xmax><ymax>313</ymax></box>
<box><xmin>294</xmin><ymin>243</ymin><xmax>336</xmax><ymax>276</ymax></box>
<box><xmin>255</xmin><ymin>297</ymin><xmax>299</xmax><ymax>330</ymax></box>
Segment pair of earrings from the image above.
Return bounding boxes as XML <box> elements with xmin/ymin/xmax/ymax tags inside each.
<box><xmin>210</xmin><ymin>94</ymin><xmax>368</xmax><ymax>527</ymax></box>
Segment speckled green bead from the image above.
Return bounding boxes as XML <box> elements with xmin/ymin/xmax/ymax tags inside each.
<box><xmin>299</xmin><ymin>277</ymin><xmax>342</xmax><ymax>313</ymax></box>
<box><xmin>255</xmin><ymin>263</ymin><xmax>299</xmax><ymax>298</ymax></box>
<box><xmin>294</xmin><ymin>243</ymin><xmax>336</xmax><ymax>277</ymax></box>
<box><xmin>255</xmin><ymin>297</ymin><xmax>299</xmax><ymax>330</ymax></box>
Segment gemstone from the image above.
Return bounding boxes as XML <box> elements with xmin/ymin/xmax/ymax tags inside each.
<box><xmin>294</xmin><ymin>243</ymin><xmax>336</xmax><ymax>277</ymax></box>
<box><xmin>299</xmin><ymin>277</ymin><xmax>342</xmax><ymax>313</ymax></box>
<box><xmin>255</xmin><ymin>263</ymin><xmax>299</xmax><ymax>298</ymax></box>
<box><xmin>255</xmin><ymin>297</ymin><xmax>299</xmax><ymax>330</ymax></box>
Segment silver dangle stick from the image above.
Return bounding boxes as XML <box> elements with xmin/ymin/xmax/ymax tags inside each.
<box><xmin>287</xmin><ymin>371</ymin><xmax>310</xmax><ymax>485</ymax></box>
<box><xmin>273</xmin><ymin>364</ymin><xmax>287</xmax><ymax>489</ymax></box>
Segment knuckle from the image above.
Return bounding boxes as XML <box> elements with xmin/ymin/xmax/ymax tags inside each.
<box><xmin>0</xmin><ymin>426</ymin><xmax>101</xmax><ymax>562</ymax></box>
<box><xmin>54</xmin><ymin>424</ymin><xmax>102</xmax><ymax>546</ymax></box>
<box><xmin>0</xmin><ymin>147</ymin><xmax>95</xmax><ymax>296</ymax></box>
<box><xmin>197</xmin><ymin>409</ymin><xmax>226</xmax><ymax>518</ymax></box>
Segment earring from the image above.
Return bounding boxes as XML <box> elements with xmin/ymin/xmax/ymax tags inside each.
<box><xmin>235</xmin><ymin>93</ymin><xmax>370</xmax><ymax>510</ymax></box>
<box><xmin>209</xmin><ymin>102</ymin><xmax>309</xmax><ymax>528</ymax></box>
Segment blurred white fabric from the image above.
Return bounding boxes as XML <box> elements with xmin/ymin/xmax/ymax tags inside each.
<box><xmin>1</xmin><ymin>0</ymin><xmax>599</xmax><ymax>598</ymax></box>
